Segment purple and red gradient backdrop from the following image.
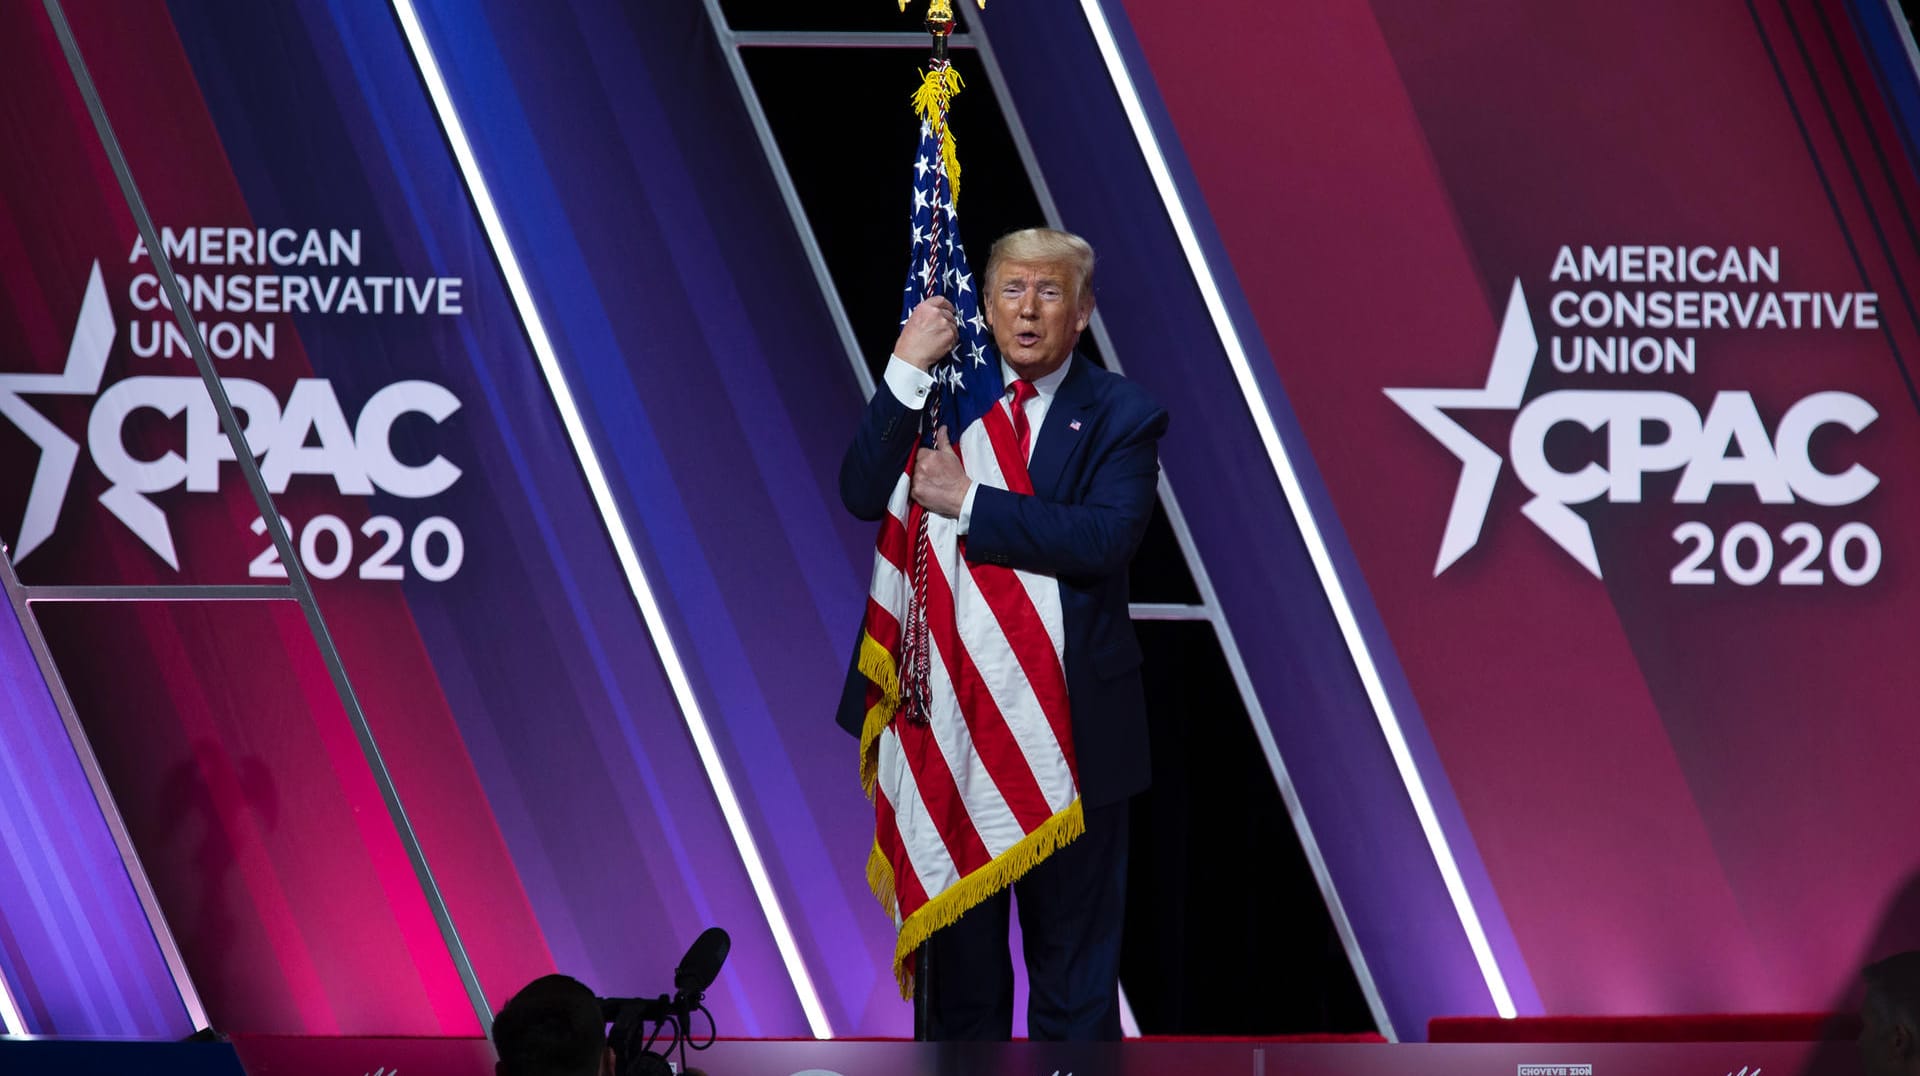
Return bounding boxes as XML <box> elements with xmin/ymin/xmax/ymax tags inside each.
<box><xmin>1113</xmin><ymin>0</ymin><xmax>1920</xmax><ymax>1016</ymax></box>
<box><xmin>4</xmin><ymin>0</ymin><xmax>1920</xmax><ymax>1043</ymax></box>
<box><xmin>0</xmin><ymin>0</ymin><xmax>830</xmax><ymax>1036</ymax></box>
<box><xmin>0</xmin><ymin>583</ymin><xmax>188</xmax><ymax>1037</ymax></box>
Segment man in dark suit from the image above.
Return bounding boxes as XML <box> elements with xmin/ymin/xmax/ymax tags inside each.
<box><xmin>838</xmin><ymin>227</ymin><xmax>1167</xmax><ymax>1040</ymax></box>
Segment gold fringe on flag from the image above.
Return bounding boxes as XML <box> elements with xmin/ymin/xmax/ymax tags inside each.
<box><xmin>855</xmin><ymin>624</ymin><xmax>1088</xmax><ymax>998</ymax></box>
<box><xmin>855</xmin><ymin>630</ymin><xmax>900</xmax><ymax>796</ymax></box>
<box><xmin>867</xmin><ymin>799</ymin><xmax>1086</xmax><ymax>999</ymax></box>
<box><xmin>911</xmin><ymin>65</ymin><xmax>965</xmax><ymax>201</ymax></box>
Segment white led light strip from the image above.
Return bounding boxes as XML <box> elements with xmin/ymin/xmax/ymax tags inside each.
<box><xmin>389</xmin><ymin>0</ymin><xmax>834</xmax><ymax>1038</ymax></box>
<box><xmin>1076</xmin><ymin>0</ymin><xmax>1517</xmax><ymax>1019</ymax></box>
<box><xmin>0</xmin><ymin>963</ymin><xmax>25</xmax><ymax>1036</ymax></box>
<box><xmin>1887</xmin><ymin>0</ymin><xmax>1920</xmax><ymax>87</ymax></box>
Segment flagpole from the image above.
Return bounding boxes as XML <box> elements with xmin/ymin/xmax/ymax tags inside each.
<box><xmin>911</xmin><ymin>0</ymin><xmax>955</xmax><ymax>1042</ymax></box>
<box><xmin>872</xmin><ymin>0</ymin><xmax>1077</xmax><ymax>1041</ymax></box>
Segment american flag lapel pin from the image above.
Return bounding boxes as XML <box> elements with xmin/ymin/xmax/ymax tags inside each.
<box><xmin>1069</xmin><ymin>419</ymin><xmax>1082</xmax><ymax>431</ymax></box>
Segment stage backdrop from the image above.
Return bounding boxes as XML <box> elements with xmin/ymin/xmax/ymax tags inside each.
<box><xmin>1061</xmin><ymin>0</ymin><xmax>1920</xmax><ymax>1022</ymax></box>
<box><xmin>0</xmin><ymin>0</ymin><xmax>834</xmax><ymax>1037</ymax></box>
<box><xmin>4</xmin><ymin>0</ymin><xmax>1920</xmax><ymax>1043</ymax></box>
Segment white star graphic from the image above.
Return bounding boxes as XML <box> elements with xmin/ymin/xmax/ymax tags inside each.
<box><xmin>914</xmin><ymin>155</ymin><xmax>933</xmax><ymax>180</ymax></box>
<box><xmin>0</xmin><ymin>261</ymin><xmax>117</xmax><ymax>563</ymax></box>
<box><xmin>1382</xmin><ymin>280</ymin><xmax>1592</xmax><ymax>577</ymax></box>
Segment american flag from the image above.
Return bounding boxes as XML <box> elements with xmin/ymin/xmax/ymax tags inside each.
<box><xmin>854</xmin><ymin>100</ymin><xmax>1081</xmax><ymax>997</ymax></box>
<box><xmin>896</xmin><ymin>127</ymin><xmax>998</xmax><ymax>442</ymax></box>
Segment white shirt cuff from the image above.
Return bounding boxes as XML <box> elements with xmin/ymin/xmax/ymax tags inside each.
<box><xmin>884</xmin><ymin>356</ymin><xmax>935</xmax><ymax>410</ymax></box>
<box><xmin>956</xmin><ymin>482</ymin><xmax>979</xmax><ymax>535</ymax></box>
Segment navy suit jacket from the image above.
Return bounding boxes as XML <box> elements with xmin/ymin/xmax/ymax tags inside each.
<box><xmin>837</xmin><ymin>354</ymin><xmax>1168</xmax><ymax>808</ymax></box>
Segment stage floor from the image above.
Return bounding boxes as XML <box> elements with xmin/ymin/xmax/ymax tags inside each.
<box><xmin>0</xmin><ymin>1035</ymin><xmax>1861</xmax><ymax>1076</ymax></box>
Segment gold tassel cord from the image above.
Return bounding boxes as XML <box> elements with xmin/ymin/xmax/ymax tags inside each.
<box><xmin>911</xmin><ymin>65</ymin><xmax>965</xmax><ymax>202</ymax></box>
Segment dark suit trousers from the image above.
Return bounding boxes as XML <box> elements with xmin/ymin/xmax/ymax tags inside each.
<box><xmin>923</xmin><ymin>799</ymin><xmax>1129</xmax><ymax>1041</ymax></box>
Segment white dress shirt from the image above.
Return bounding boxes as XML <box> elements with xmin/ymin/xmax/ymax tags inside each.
<box><xmin>883</xmin><ymin>354</ymin><xmax>1070</xmax><ymax>533</ymax></box>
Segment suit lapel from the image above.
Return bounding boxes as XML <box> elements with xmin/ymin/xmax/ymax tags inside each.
<box><xmin>1025</xmin><ymin>353</ymin><xmax>1095</xmax><ymax>501</ymax></box>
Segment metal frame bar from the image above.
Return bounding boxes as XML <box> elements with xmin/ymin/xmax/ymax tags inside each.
<box><xmin>388</xmin><ymin>0</ymin><xmax>834</xmax><ymax>1039</ymax></box>
<box><xmin>1071</xmin><ymin>0</ymin><xmax>1516</xmax><ymax>1022</ymax></box>
<box><xmin>41</xmin><ymin>0</ymin><xmax>492</xmax><ymax>1033</ymax></box>
<box><xmin>1125</xmin><ymin>603</ymin><xmax>1209</xmax><ymax>621</ymax></box>
<box><xmin>728</xmin><ymin>31</ymin><xmax>974</xmax><ymax>49</ymax></box>
<box><xmin>0</xmin><ymin>553</ymin><xmax>212</xmax><ymax>1034</ymax></box>
<box><xmin>702</xmin><ymin>2</ymin><xmax>880</xmax><ymax>400</ymax></box>
<box><xmin>1882</xmin><ymin>0</ymin><xmax>1920</xmax><ymax>81</ymax></box>
<box><xmin>24</xmin><ymin>585</ymin><xmax>295</xmax><ymax>602</ymax></box>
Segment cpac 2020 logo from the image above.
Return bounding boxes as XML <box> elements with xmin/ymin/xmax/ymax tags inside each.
<box><xmin>0</xmin><ymin>262</ymin><xmax>466</xmax><ymax>580</ymax></box>
<box><xmin>1388</xmin><ymin>280</ymin><xmax>1881</xmax><ymax>587</ymax></box>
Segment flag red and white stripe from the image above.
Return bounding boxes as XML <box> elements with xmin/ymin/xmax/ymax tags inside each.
<box><xmin>856</xmin><ymin>398</ymin><xmax>1080</xmax><ymax>996</ymax></box>
<box><xmin>857</xmin><ymin>64</ymin><xmax>1081</xmax><ymax>996</ymax></box>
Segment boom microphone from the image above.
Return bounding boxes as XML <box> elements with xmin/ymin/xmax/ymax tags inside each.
<box><xmin>597</xmin><ymin>926</ymin><xmax>732</xmax><ymax>1024</ymax></box>
<box><xmin>673</xmin><ymin>927</ymin><xmax>730</xmax><ymax>997</ymax></box>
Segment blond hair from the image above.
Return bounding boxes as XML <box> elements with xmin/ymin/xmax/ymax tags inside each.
<box><xmin>984</xmin><ymin>228</ymin><xmax>1096</xmax><ymax>305</ymax></box>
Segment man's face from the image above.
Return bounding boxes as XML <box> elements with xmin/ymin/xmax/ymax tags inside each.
<box><xmin>985</xmin><ymin>258</ymin><xmax>1092</xmax><ymax>381</ymax></box>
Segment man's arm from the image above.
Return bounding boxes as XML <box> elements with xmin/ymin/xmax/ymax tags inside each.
<box><xmin>964</xmin><ymin>403</ymin><xmax>1167</xmax><ymax>579</ymax></box>
<box><xmin>839</xmin><ymin>375</ymin><xmax>924</xmax><ymax>520</ymax></box>
<box><xmin>840</xmin><ymin>297</ymin><xmax>960</xmax><ymax>520</ymax></box>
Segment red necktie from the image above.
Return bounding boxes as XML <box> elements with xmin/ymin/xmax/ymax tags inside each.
<box><xmin>1008</xmin><ymin>379</ymin><xmax>1038</xmax><ymax>460</ymax></box>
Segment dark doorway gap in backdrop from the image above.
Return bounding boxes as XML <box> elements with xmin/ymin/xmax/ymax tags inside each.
<box><xmin>739</xmin><ymin>46</ymin><xmax>1198</xmax><ymax>606</ymax></box>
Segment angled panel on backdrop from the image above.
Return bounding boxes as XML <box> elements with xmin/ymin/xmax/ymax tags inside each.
<box><xmin>400</xmin><ymin>0</ymin><xmax>911</xmax><ymax>1036</ymax></box>
<box><xmin>1021</xmin><ymin>0</ymin><xmax>1920</xmax><ymax>1025</ymax></box>
<box><xmin>0</xmin><ymin>0</ymin><xmax>806</xmax><ymax>1034</ymax></box>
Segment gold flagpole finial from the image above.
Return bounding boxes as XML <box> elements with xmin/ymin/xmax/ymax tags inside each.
<box><xmin>901</xmin><ymin>0</ymin><xmax>980</xmax><ymax>197</ymax></box>
<box><xmin>898</xmin><ymin>0</ymin><xmax>984</xmax><ymax>25</ymax></box>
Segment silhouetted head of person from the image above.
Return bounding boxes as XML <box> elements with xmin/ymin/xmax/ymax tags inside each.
<box><xmin>492</xmin><ymin>974</ymin><xmax>613</xmax><ymax>1076</ymax></box>
<box><xmin>1861</xmin><ymin>952</ymin><xmax>1920</xmax><ymax>1076</ymax></box>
